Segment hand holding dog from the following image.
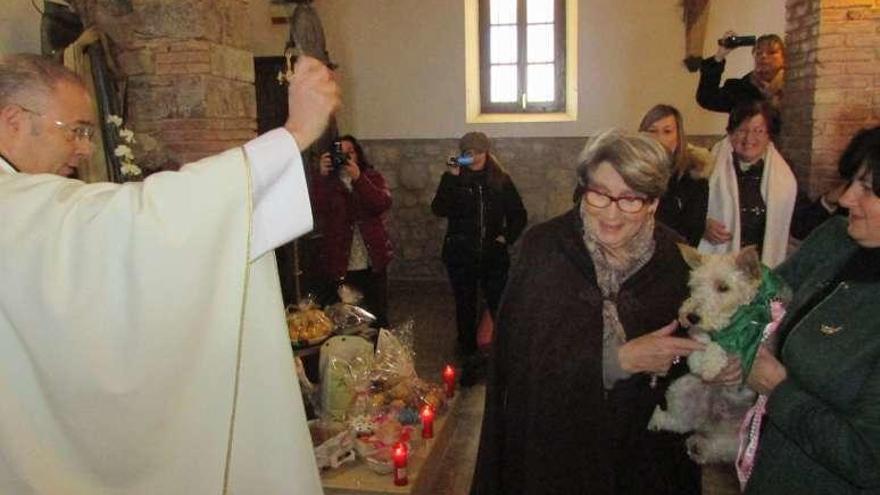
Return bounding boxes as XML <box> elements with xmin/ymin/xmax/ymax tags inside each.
<box><xmin>619</xmin><ymin>320</ymin><xmax>706</xmax><ymax>375</ymax></box>
<box><xmin>704</xmin><ymin>218</ymin><xmax>733</xmax><ymax>245</ymax></box>
<box><xmin>747</xmin><ymin>346</ymin><xmax>787</xmax><ymax>395</ymax></box>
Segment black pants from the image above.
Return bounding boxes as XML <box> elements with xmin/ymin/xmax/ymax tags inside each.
<box><xmin>445</xmin><ymin>254</ymin><xmax>509</xmax><ymax>358</ymax></box>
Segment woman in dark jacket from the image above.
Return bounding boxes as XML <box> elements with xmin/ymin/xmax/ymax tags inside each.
<box><xmin>310</xmin><ymin>135</ymin><xmax>393</xmax><ymax>328</ymax></box>
<box><xmin>431</xmin><ymin>132</ymin><xmax>527</xmax><ymax>385</ymax></box>
<box><xmin>639</xmin><ymin>104</ymin><xmax>712</xmax><ymax>246</ymax></box>
<box><xmin>471</xmin><ymin>130</ymin><xmax>705</xmax><ymax>495</ymax></box>
<box><xmin>743</xmin><ymin>126</ymin><xmax>880</xmax><ymax>494</ymax></box>
<box><xmin>696</xmin><ymin>32</ymin><xmax>785</xmax><ymax>114</ymax></box>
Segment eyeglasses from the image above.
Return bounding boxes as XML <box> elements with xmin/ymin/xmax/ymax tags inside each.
<box><xmin>19</xmin><ymin>106</ymin><xmax>96</xmax><ymax>143</ymax></box>
<box><xmin>584</xmin><ymin>188</ymin><xmax>649</xmax><ymax>213</ymax></box>
<box><xmin>733</xmin><ymin>127</ymin><xmax>768</xmax><ymax>139</ymax></box>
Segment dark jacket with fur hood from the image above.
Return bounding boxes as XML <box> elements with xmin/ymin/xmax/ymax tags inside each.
<box><xmin>657</xmin><ymin>143</ymin><xmax>713</xmax><ymax>246</ymax></box>
<box><xmin>471</xmin><ymin>208</ymin><xmax>699</xmax><ymax>495</ymax></box>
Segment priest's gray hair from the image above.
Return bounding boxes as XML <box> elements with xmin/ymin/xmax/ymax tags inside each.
<box><xmin>0</xmin><ymin>53</ymin><xmax>85</xmax><ymax>111</ymax></box>
<box><xmin>576</xmin><ymin>129</ymin><xmax>672</xmax><ymax>199</ymax></box>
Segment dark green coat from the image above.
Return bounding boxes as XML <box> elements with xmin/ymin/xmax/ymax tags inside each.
<box><xmin>746</xmin><ymin>217</ymin><xmax>880</xmax><ymax>494</ymax></box>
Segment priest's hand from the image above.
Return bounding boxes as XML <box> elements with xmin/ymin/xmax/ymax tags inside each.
<box><xmin>285</xmin><ymin>56</ymin><xmax>341</xmax><ymax>151</ymax></box>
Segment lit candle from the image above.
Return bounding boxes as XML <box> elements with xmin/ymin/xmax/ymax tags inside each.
<box><xmin>443</xmin><ymin>364</ymin><xmax>456</xmax><ymax>398</ymax></box>
<box><xmin>392</xmin><ymin>441</ymin><xmax>408</xmax><ymax>486</ymax></box>
<box><xmin>420</xmin><ymin>405</ymin><xmax>435</xmax><ymax>439</ymax></box>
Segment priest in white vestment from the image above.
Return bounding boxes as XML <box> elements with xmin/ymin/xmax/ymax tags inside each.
<box><xmin>0</xmin><ymin>53</ymin><xmax>340</xmax><ymax>494</ymax></box>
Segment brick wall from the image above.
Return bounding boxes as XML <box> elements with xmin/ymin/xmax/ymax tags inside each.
<box><xmin>781</xmin><ymin>0</ymin><xmax>880</xmax><ymax>196</ymax></box>
<box><xmin>90</xmin><ymin>0</ymin><xmax>256</xmax><ymax>168</ymax></box>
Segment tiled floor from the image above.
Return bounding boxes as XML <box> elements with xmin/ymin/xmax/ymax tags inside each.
<box><xmin>386</xmin><ymin>279</ymin><xmax>739</xmax><ymax>495</ymax></box>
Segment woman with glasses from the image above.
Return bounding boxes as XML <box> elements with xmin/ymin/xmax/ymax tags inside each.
<box><xmin>700</xmin><ymin>100</ymin><xmax>840</xmax><ymax>267</ymax></box>
<box><xmin>471</xmin><ymin>130</ymin><xmax>704</xmax><ymax>495</ymax></box>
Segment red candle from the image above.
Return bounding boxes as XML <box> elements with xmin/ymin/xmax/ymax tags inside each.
<box><xmin>443</xmin><ymin>364</ymin><xmax>456</xmax><ymax>398</ymax></box>
<box><xmin>420</xmin><ymin>405</ymin><xmax>435</xmax><ymax>439</ymax></box>
<box><xmin>392</xmin><ymin>442</ymin><xmax>408</xmax><ymax>486</ymax></box>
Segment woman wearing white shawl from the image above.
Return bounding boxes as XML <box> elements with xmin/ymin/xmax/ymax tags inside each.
<box><xmin>699</xmin><ymin>101</ymin><xmax>840</xmax><ymax>267</ymax></box>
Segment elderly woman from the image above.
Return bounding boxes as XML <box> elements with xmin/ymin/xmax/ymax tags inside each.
<box><xmin>639</xmin><ymin>104</ymin><xmax>712</xmax><ymax>246</ymax></box>
<box><xmin>470</xmin><ymin>130</ymin><xmax>705</xmax><ymax>495</ymax></box>
<box><xmin>697</xmin><ymin>32</ymin><xmax>786</xmax><ymax>113</ymax></box>
<box><xmin>699</xmin><ymin>100</ymin><xmax>838</xmax><ymax>267</ymax></box>
<box><xmin>741</xmin><ymin>126</ymin><xmax>880</xmax><ymax>494</ymax></box>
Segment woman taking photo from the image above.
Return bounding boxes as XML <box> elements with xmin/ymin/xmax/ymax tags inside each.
<box><xmin>471</xmin><ymin>130</ymin><xmax>704</xmax><ymax>495</ymax></box>
<box><xmin>639</xmin><ymin>104</ymin><xmax>712</xmax><ymax>246</ymax></box>
<box><xmin>310</xmin><ymin>135</ymin><xmax>393</xmax><ymax>328</ymax></box>
<box><xmin>431</xmin><ymin>132</ymin><xmax>527</xmax><ymax>386</ymax></box>
<box><xmin>743</xmin><ymin>126</ymin><xmax>880</xmax><ymax>494</ymax></box>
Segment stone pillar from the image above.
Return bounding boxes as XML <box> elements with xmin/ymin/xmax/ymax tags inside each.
<box><xmin>89</xmin><ymin>0</ymin><xmax>256</xmax><ymax>167</ymax></box>
<box><xmin>780</xmin><ymin>0</ymin><xmax>880</xmax><ymax>196</ymax></box>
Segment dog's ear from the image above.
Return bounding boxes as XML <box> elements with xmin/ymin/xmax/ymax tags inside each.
<box><xmin>678</xmin><ymin>243</ymin><xmax>702</xmax><ymax>269</ymax></box>
<box><xmin>736</xmin><ymin>245</ymin><xmax>762</xmax><ymax>280</ymax></box>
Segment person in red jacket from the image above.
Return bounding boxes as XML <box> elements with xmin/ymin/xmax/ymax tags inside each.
<box><xmin>311</xmin><ymin>135</ymin><xmax>393</xmax><ymax>328</ymax></box>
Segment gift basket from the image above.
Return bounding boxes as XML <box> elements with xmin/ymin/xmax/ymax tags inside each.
<box><xmin>299</xmin><ymin>319</ymin><xmax>450</xmax><ymax>479</ymax></box>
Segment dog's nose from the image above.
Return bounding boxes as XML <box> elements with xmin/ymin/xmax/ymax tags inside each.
<box><xmin>686</xmin><ymin>313</ymin><xmax>701</xmax><ymax>325</ymax></box>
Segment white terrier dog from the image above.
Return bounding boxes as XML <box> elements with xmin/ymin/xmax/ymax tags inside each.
<box><xmin>647</xmin><ymin>245</ymin><xmax>784</xmax><ymax>464</ymax></box>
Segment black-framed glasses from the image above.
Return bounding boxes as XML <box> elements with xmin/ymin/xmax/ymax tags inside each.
<box><xmin>584</xmin><ymin>188</ymin><xmax>649</xmax><ymax>213</ymax></box>
<box><xmin>19</xmin><ymin>106</ymin><xmax>96</xmax><ymax>143</ymax></box>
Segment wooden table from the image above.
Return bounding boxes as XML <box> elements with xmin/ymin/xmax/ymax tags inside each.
<box><xmin>321</xmin><ymin>395</ymin><xmax>459</xmax><ymax>495</ymax></box>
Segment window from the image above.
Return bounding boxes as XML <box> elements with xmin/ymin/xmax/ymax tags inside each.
<box><xmin>480</xmin><ymin>0</ymin><xmax>565</xmax><ymax>114</ymax></box>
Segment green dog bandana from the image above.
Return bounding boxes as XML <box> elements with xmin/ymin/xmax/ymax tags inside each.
<box><xmin>709</xmin><ymin>266</ymin><xmax>784</xmax><ymax>378</ymax></box>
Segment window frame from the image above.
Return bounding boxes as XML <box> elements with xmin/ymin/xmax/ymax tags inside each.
<box><xmin>478</xmin><ymin>0</ymin><xmax>566</xmax><ymax>114</ymax></box>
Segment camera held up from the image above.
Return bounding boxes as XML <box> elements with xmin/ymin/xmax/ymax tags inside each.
<box><xmin>446</xmin><ymin>153</ymin><xmax>475</xmax><ymax>168</ymax></box>
<box><xmin>718</xmin><ymin>35</ymin><xmax>757</xmax><ymax>48</ymax></box>
<box><xmin>330</xmin><ymin>140</ymin><xmax>348</xmax><ymax>172</ymax></box>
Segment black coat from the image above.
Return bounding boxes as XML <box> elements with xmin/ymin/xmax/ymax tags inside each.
<box><xmin>431</xmin><ymin>166</ymin><xmax>527</xmax><ymax>266</ymax></box>
<box><xmin>471</xmin><ymin>209</ymin><xmax>699</xmax><ymax>495</ymax></box>
<box><xmin>696</xmin><ymin>57</ymin><xmax>765</xmax><ymax>113</ymax></box>
<box><xmin>657</xmin><ymin>171</ymin><xmax>709</xmax><ymax>247</ymax></box>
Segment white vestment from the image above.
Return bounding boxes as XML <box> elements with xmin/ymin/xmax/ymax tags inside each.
<box><xmin>0</xmin><ymin>129</ymin><xmax>323</xmax><ymax>494</ymax></box>
<box><xmin>697</xmin><ymin>137</ymin><xmax>797</xmax><ymax>267</ymax></box>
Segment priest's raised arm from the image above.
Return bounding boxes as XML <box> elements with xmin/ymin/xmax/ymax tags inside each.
<box><xmin>0</xmin><ymin>53</ymin><xmax>339</xmax><ymax>495</ymax></box>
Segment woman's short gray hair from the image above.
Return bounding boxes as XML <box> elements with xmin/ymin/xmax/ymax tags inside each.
<box><xmin>576</xmin><ymin>129</ymin><xmax>672</xmax><ymax>199</ymax></box>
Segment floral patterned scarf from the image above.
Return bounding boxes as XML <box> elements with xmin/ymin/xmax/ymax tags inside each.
<box><xmin>579</xmin><ymin>199</ymin><xmax>656</xmax><ymax>385</ymax></box>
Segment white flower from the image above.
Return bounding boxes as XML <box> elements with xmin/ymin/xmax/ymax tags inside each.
<box><xmin>106</xmin><ymin>114</ymin><xmax>123</xmax><ymax>127</ymax></box>
<box><xmin>114</xmin><ymin>144</ymin><xmax>134</xmax><ymax>161</ymax></box>
<box><xmin>120</xmin><ymin>162</ymin><xmax>142</xmax><ymax>177</ymax></box>
<box><xmin>118</xmin><ymin>128</ymin><xmax>136</xmax><ymax>144</ymax></box>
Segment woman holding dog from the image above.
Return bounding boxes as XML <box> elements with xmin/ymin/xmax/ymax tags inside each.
<box><xmin>471</xmin><ymin>130</ymin><xmax>705</xmax><ymax>495</ymax></box>
<box><xmin>743</xmin><ymin>126</ymin><xmax>880</xmax><ymax>494</ymax></box>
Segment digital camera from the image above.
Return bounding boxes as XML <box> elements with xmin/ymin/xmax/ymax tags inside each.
<box><xmin>330</xmin><ymin>141</ymin><xmax>348</xmax><ymax>171</ymax></box>
<box><xmin>718</xmin><ymin>35</ymin><xmax>757</xmax><ymax>48</ymax></box>
<box><xmin>446</xmin><ymin>153</ymin><xmax>475</xmax><ymax>167</ymax></box>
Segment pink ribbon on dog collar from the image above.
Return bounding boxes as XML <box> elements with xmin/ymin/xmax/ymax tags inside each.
<box><xmin>735</xmin><ymin>300</ymin><xmax>786</xmax><ymax>490</ymax></box>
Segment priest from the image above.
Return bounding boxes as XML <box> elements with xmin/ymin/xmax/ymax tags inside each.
<box><xmin>0</xmin><ymin>53</ymin><xmax>339</xmax><ymax>494</ymax></box>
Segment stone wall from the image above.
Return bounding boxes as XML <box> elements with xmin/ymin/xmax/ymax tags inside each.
<box><xmin>780</xmin><ymin>0</ymin><xmax>880</xmax><ymax>196</ymax></box>
<box><xmin>362</xmin><ymin>135</ymin><xmax>721</xmax><ymax>281</ymax></box>
<box><xmin>85</xmin><ymin>0</ymin><xmax>256</xmax><ymax>167</ymax></box>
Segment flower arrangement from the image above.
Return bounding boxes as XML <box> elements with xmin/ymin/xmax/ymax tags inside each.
<box><xmin>106</xmin><ymin>114</ymin><xmax>142</xmax><ymax>178</ymax></box>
